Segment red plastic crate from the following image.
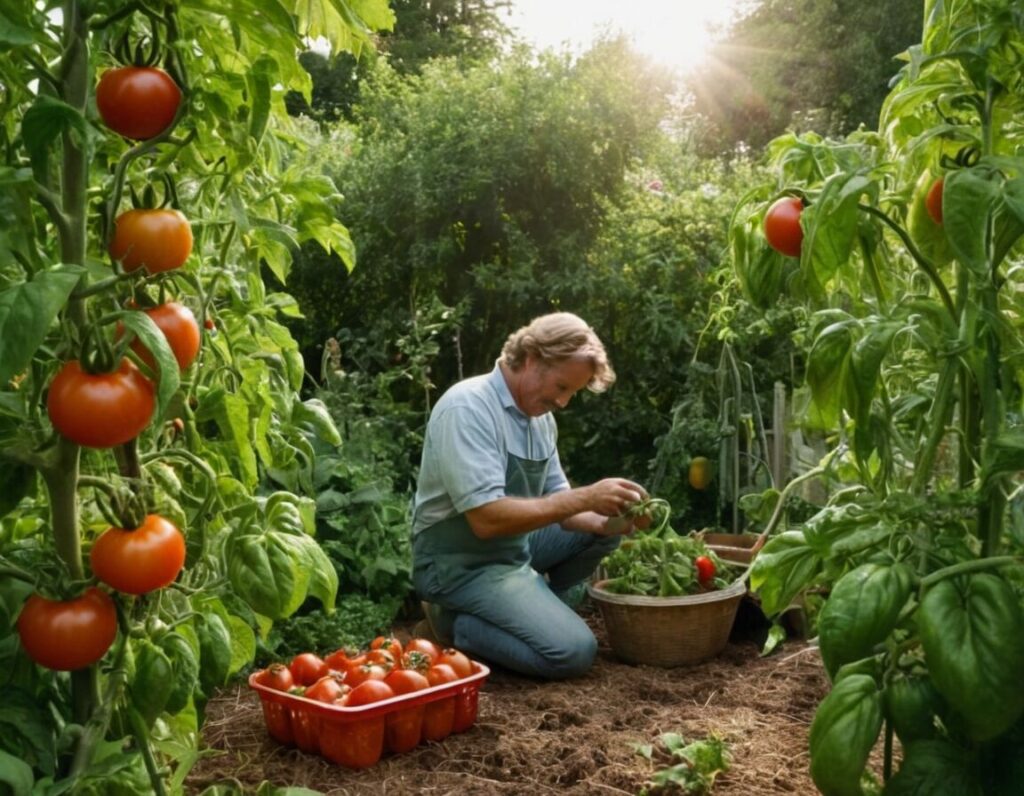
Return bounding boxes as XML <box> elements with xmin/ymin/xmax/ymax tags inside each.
<box><xmin>249</xmin><ymin>661</ymin><xmax>490</xmax><ymax>768</ymax></box>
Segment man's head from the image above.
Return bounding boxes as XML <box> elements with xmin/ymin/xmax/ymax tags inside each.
<box><xmin>499</xmin><ymin>313</ymin><xmax>615</xmax><ymax>416</ymax></box>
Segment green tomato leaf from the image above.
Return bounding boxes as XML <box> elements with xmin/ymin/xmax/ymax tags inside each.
<box><xmin>817</xmin><ymin>562</ymin><xmax>914</xmax><ymax>679</ymax></box>
<box><xmin>195</xmin><ymin>612</ymin><xmax>232</xmax><ymax>693</ymax></box>
<box><xmin>944</xmin><ymin>168</ymin><xmax>999</xmax><ymax>274</ymax></box>
<box><xmin>21</xmin><ymin>96</ymin><xmax>88</xmax><ymax>178</ymax></box>
<box><xmin>809</xmin><ymin>674</ymin><xmax>883</xmax><ymax>796</ymax></box>
<box><xmin>0</xmin><ymin>265</ymin><xmax>83</xmax><ymax>385</ymax></box>
<box><xmin>0</xmin><ymin>747</ymin><xmax>34</xmax><ymax>796</ymax></box>
<box><xmin>805</xmin><ymin>315</ymin><xmax>857</xmax><ymax>430</ymax></box>
<box><xmin>749</xmin><ymin>530</ymin><xmax>821</xmax><ymax>616</ymax></box>
<box><xmin>118</xmin><ymin>310</ymin><xmax>180</xmax><ymax>423</ymax></box>
<box><xmin>918</xmin><ymin>573</ymin><xmax>1024</xmax><ymax>741</ymax></box>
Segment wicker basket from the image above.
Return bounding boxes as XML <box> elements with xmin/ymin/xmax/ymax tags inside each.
<box><xmin>700</xmin><ymin>532</ymin><xmax>762</xmax><ymax>564</ymax></box>
<box><xmin>587</xmin><ymin>579</ymin><xmax>746</xmax><ymax>667</ymax></box>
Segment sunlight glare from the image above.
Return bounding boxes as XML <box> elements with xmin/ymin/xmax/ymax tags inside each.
<box><xmin>507</xmin><ymin>0</ymin><xmax>749</xmax><ymax>75</ymax></box>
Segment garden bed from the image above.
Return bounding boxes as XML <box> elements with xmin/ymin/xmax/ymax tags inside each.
<box><xmin>187</xmin><ymin>601</ymin><xmax>831</xmax><ymax>794</ymax></box>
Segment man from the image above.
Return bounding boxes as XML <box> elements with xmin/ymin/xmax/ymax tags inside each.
<box><xmin>411</xmin><ymin>312</ymin><xmax>649</xmax><ymax>679</ymax></box>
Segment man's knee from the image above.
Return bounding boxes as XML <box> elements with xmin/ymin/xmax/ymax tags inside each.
<box><xmin>543</xmin><ymin>627</ymin><xmax>598</xmax><ymax>679</ymax></box>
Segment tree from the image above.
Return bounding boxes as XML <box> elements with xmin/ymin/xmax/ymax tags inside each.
<box><xmin>687</xmin><ymin>0</ymin><xmax>923</xmax><ymax>152</ymax></box>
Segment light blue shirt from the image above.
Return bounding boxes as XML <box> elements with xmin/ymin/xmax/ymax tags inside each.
<box><xmin>412</xmin><ymin>364</ymin><xmax>570</xmax><ymax>535</ymax></box>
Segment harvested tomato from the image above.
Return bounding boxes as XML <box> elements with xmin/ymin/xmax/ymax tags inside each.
<box><xmin>322</xmin><ymin>680</ymin><xmax>393</xmax><ymax>769</ymax></box>
<box><xmin>401</xmin><ymin>650</ymin><xmax>432</xmax><ymax>674</ymax></box>
<box><xmin>17</xmin><ymin>587</ymin><xmax>117</xmax><ymax>671</ymax></box>
<box><xmin>763</xmin><ymin>196</ymin><xmax>804</xmax><ymax>257</ymax></box>
<box><xmin>305</xmin><ymin>673</ymin><xmax>348</xmax><ymax>703</ymax></box>
<box><xmin>96</xmin><ymin>65</ymin><xmax>181</xmax><ymax>140</ymax></box>
<box><xmin>366</xmin><ymin>648</ymin><xmax>396</xmax><ymax>670</ymax></box>
<box><xmin>345</xmin><ymin>679</ymin><xmax>394</xmax><ymax>706</ymax></box>
<box><xmin>695</xmin><ymin>555</ymin><xmax>716</xmax><ymax>586</ymax></box>
<box><xmin>404</xmin><ymin>637</ymin><xmax>441</xmax><ymax>662</ymax></box>
<box><xmin>345</xmin><ymin>662</ymin><xmax>388</xmax><ymax>687</ymax></box>
<box><xmin>370</xmin><ymin>635</ymin><xmax>403</xmax><ymax>661</ymax></box>
<box><xmin>926</xmin><ymin>177</ymin><xmax>944</xmax><ymax>225</ymax></box>
<box><xmin>385</xmin><ymin>668</ymin><xmax>430</xmax><ymax>753</ymax></box>
<box><xmin>289</xmin><ymin>652</ymin><xmax>328</xmax><ymax>687</ymax></box>
<box><xmin>90</xmin><ymin>514</ymin><xmax>186</xmax><ymax>595</ymax></box>
<box><xmin>47</xmin><ymin>359</ymin><xmax>155</xmax><ymax>448</ymax></box>
<box><xmin>109</xmin><ymin>208</ymin><xmax>193</xmax><ymax>274</ymax></box>
<box><xmin>254</xmin><ymin>663</ymin><xmax>294</xmax><ymax>692</ymax></box>
<box><xmin>422</xmin><ymin>663</ymin><xmax>459</xmax><ymax>741</ymax></box>
<box><xmin>131</xmin><ymin>302</ymin><xmax>201</xmax><ymax>371</ymax></box>
<box><xmin>435</xmin><ymin>648</ymin><xmax>473</xmax><ymax>679</ymax></box>
<box><xmin>324</xmin><ymin>648</ymin><xmax>363</xmax><ymax>673</ymax></box>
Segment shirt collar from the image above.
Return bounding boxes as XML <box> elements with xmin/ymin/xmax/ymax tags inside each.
<box><xmin>489</xmin><ymin>362</ymin><xmax>525</xmax><ymax>417</ymax></box>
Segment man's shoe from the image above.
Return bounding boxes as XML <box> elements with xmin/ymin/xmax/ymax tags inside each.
<box><xmin>413</xmin><ymin>600</ymin><xmax>455</xmax><ymax>648</ymax></box>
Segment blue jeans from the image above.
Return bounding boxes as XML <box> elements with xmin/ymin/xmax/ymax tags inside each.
<box><xmin>413</xmin><ymin>524</ymin><xmax>620</xmax><ymax>679</ymax></box>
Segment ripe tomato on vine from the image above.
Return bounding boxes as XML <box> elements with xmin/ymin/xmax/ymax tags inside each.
<box><xmin>763</xmin><ymin>196</ymin><xmax>805</xmax><ymax>257</ymax></box>
<box><xmin>47</xmin><ymin>359</ymin><xmax>155</xmax><ymax>448</ymax></box>
<box><xmin>96</xmin><ymin>65</ymin><xmax>181</xmax><ymax>140</ymax></box>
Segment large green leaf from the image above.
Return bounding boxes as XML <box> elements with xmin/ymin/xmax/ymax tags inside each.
<box><xmin>0</xmin><ymin>265</ymin><xmax>82</xmax><ymax>384</ymax></box>
<box><xmin>118</xmin><ymin>310</ymin><xmax>180</xmax><ymax>424</ymax></box>
<box><xmin>918</xmin><ymin>573</ymin><xmax>1024</xmax><ymax>741</ymax></box>
<box><xmin>749</xmin><ymin>530</ymin><xmax>821</xmax><ymax>616</ymax></box>
<box><xmin>805</xmin><ymin>316</ymin><xmax>857</xmax><ymax>430</ymax></box>
<box><xmin>944</xmin><ymin>168</ymin><xmax>998</xmax><ymax>275</ymax></box>
<box><xmin>0</xmin><ymin>748</ymin><xmax>33</xmax><ymax>796</ymax></box>
<box><xmin>817</xmin><ymin>562</ymin><xmax>914</xmax><ymax>679</ymax></box>
<box><xmin>20</xmin><ymin>96</ymin><xmax>88</xmax><ymax>177</ymax></box>
<box><xmin>809</xmin><ymin>674</ymin><xmax>883</xmax><ymax>796</ymax></box>
<box><xmin>884</xmin><ymin>739</ymin><xmax>981</xmax><ymax>796</ymax></box>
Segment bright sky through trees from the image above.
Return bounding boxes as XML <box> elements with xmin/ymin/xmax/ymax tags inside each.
<box><xmin>506</xmin><ymin>0</ymin><xmax>751</xmax><ymax>74</ymax></box>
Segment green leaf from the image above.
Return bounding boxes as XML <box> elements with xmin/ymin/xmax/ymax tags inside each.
<box><xmin>226</xmin><ymin>614</ymin><xmax>256</xmax><ymax>675</ymax></box>
<box><xmin>0</xmin><ymin>461</ymin><xmax>34</xmax><ymax>519</ymax></box>
<box><xmin>944</xmin><ymin>168</ymin><xmax>999</xmax><ymax>274</ymax></box>
<box><xmin>118</xmin><ymin>310</ymin><xmax>181</xmax><ymax>423</ymax></box>
<box><xmin>0</xmin><ymin>8</ymin><xmax>39</xmax><ymax>47</ymax></box>
<box><xmin>918</xmin><ymin>573</ymin><xmax>1024</xmax><ymax>741</ymax></box>
<box><xmin>848</xmin><ymin>322</ymin><xmax>900</xmax><ymax>459</ymax></box>
<box><xmin>0</xmin><ymin>689</ymin><xmax>55</xmax><ymax>776</ymax></box>
<box><xmin>884</xmin><ymin>739</ymin><xmax>981</xmax><ymax>796</ymax></box>
<box><xmin>817</xmin><ymin>563</ymin><xmax>914</xmax><ymax>679</ymax></box>
<box><xmin>21</xmin><ymin>96</ymin><xmax>88</xmax><ymax>177</ymax></box>
<box><xmin>0</xmin><ymin>748</ymin><xmax>34</xmax><ymax>796</ymax></box>
<box><xmin>129</xmin><ymin>640</ymin><xmax>174</xmax><ymax>727</ymax></box>
<box><xmin>809</xmin><ymin>674</ymin><xmax>883</xmax><ymax>796</ymax></box>
<box><xmin>802</xmin><ymin>172</ymin><xmax>871</xmax><ymax>290</ymax></box>
<box><xmin>805</xmin><ymin>316</ymin><xmax>857</xmax><ymax>431</ymax></box>
<box><xmin>195</xmin><ymin>613</ymin><xmax>232</xmax><ymax>693</ymax></box>
<box><xmin>246</xmin><ymin>55</ymin><xmax>274</xmax><ymax>145</ymax></box>
<box><xmin>292</xmin><ymin>398</ymin><xmax>341</xmax><ymax>446</ymax></box>
<box><xmin>749</xmin><ymin>531</ymin><xmax>821</xmax><ymax>616</ymax></box>
<box><xmin>195</xmin><ymin>389</ymin><xmax>259</xmax><ymax>487</ymax></box>
<box><xmin>0</xmin><ymin>265</ymin><xmax>83</xmax><ymax>384</ymax></box>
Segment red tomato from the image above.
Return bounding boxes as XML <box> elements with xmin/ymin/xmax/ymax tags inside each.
<box><xmin>435</xmin><ymin>648</ymin><xmax>473</xmax><ymax>679</ymax></box>
<box><xmin>926</xmin><ymin>177</ymin><xmax>944</xmax><ymax>225</ymax></box>
<box><xmin>254</xmin><ymin>663</ymin><xmax>294</xmax><ymax>692</ymax></box>
<box><xmin>47</xmin><ymin>359</ymin><xmax>155</xmax><ymax>448</ymax></box>
<box><xmin>345</xmin><ymin>679</ymin><xmax>395</xmax><ymax>707</ymax></box>
<box><xmin>404</xmin><ymin>637</ymin><xmax>441</xmax><ymax>662</ymax></box>
<box><xmin>17</xmin><ymin>588</ymin><xmax>117</xmax><ymax>671</ymax></box>
<box><xmin>370</xmin><ymin>635</ymin><xmax>403</xmax><ymax>661</ymax></box>
<box><xmin>401</xmin><ymin>650</ymin><xmax>432</xmax><ymax>674</ymax></box>
<box><xmin>131</xmin><ymin>302</ymin><xmax>201</xmax><ymax>372</ymax></box>
<box><xmin>289</xmin><ymin>652</ymin><xmax>328</xmax><ymax>686</ymax></box>
<box><xmin>385</xmin><ymin>668</ymin><xmax>429</xmax><ymax>695</ymax></box>
<box><xmin>695</xmin><ymin>555</ymin><xmax>716</xmax><ymax>586</ymax></box>
<box><xmin>90</xmin><ymin>514</ymin><xmax>186</xmax><ymax>595</ymax></box>
<box><xmin>384</xmin><ymin>669</ymin><xmax>429</xmax><ymax>753</ymax></box>
<box><xmin>324</xmin><ymin>648</ymin><xmax>363</xmax><ymax>673</ymax></box>
<box><xmin>109</xmin><ymin>208</ymin><xmax>193</xmax><ymax>274</ymax></box>
<box><xmin>422</xmin><ymin>663</ymin><xmax>459</xmax><ymax>741</ymax></box>
<box><xmin>365</xmin><ymin>648</ymin><xmax>396</xmax><ymax>670</ymax></box>
<box><xmin>763</xmin><ymin>196</ymin><xmax>804</xmax><ymax>257</ymax></box>
<box><xmin>345</xmin><ymin>663</ymin><xmax>388</xmax><ymax>688</ymax></box>
<box><xmin>305</xmin><ymin>673</ymin><xmax>348</xmax><ymax>703</ymax></box>
<box><xmin>96</xmin><ymin>66</ymin><xmax>181</xmax><ymax>140</ymax></box>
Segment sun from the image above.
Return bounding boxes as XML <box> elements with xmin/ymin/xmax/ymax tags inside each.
<box><xmin>507</xmin><ymin>0</ymin><xmax>747</xmax><ymax>76</ymax></box>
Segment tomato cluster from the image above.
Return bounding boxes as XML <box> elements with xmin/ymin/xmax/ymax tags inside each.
<box><xmin>254</xmin><ymin>636</ymin><xmax>477</xmax><ymax>766</ymax></box>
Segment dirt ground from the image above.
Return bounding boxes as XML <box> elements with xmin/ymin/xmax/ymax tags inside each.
<box><xmin>186</xmin><ymin>598</ymin><xmax>831</xmax><ymax>795</ymax></box>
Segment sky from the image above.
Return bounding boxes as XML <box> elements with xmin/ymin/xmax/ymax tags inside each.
<box><xmin>505</xmin><ymin>0</ymin><xmax>750</xmax><ymax>76</ymax></box>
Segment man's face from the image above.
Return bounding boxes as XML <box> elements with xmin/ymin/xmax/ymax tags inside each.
<box><xmin>517</xmin><ymin>355</ymin><xmax>595</xmax><ymax>417</ymax></box>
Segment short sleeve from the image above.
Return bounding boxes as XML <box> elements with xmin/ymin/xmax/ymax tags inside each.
<box><xmin>430</xmin><ymin>404</ymin><xmax>508</xmax><ymax>512</ymax></box>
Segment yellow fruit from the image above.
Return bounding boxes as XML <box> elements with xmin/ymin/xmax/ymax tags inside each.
<box><xmin>688</xmin><ymin>456</ymin><xmax>713</xmax><ymax>490</ymax></box>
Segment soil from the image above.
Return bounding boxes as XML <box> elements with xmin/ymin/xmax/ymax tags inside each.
<box><xmin>186</xmin><ymin>598</ymin><xmax>831</xmax><ymax>795</ymax></box>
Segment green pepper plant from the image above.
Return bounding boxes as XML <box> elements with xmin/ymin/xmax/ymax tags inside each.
<box><xmin>730</xmin><ymin>1</ymin><xmax>1024</xmax><ymax>792</ymax></box>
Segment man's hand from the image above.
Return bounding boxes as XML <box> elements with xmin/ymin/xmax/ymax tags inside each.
<box><xmin>584</xmin><ymin>477</ymin><xmax>649</xmax><ymax>517</ymax></box>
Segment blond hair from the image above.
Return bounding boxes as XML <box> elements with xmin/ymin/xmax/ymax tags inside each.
<box><xmin>499</xmin><ymin>312</ymin><xmax>615</xmax><ymax>392</ymax></box>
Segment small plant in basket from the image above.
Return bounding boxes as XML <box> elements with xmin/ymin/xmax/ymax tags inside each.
<box><xmin>601</xmin><ymin>499</ymin><xmax>733</xmax><ymax>597</ymax></box>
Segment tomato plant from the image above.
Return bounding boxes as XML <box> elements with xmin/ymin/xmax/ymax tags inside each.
<box><xmin>90</xmin><ymin>514</ymin><xmax>186</xmax><ymax>595</ymax></box>
<box><xmin>47</xmin><ymin>359</ymin><xmax>155</xmax><ymax>448</ymax></box>
<box><xmin>763</xmin><ymin>196</ymin><xmax>804</xmax><ymax>257</ymax></box>
<box><xmin>17</xmin><ymin>588</ymin><xmax>117</xmax><ymax>671</ymax></box>
<box><xmin>109</xmin><ymin>208</ymin><xmax>193</xmax><ymax>273</ymax></box>
<box><xmin>131</xmin><ymin>302</ymin><xmax>201</xmax><ymax>371</ymax></box>
<box><xmin>96</xmin><ymin>66</ymin><xmax>181</xmax><ymax>140</ymax></box>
